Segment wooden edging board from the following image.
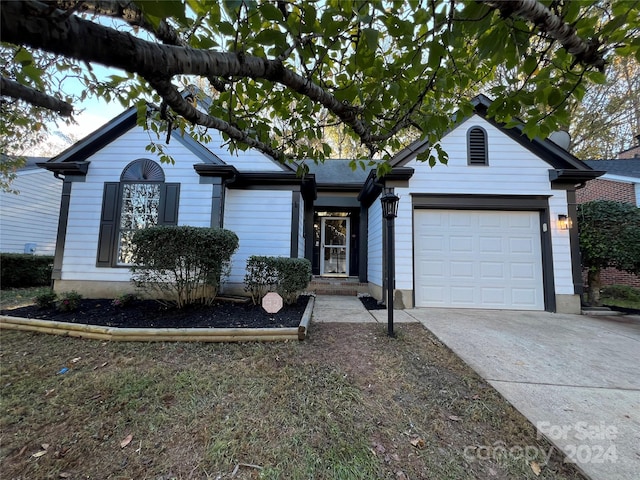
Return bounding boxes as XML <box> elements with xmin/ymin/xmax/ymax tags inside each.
<box><xmin>0</xmin><ymin>296</ymin><xmax>316</xmax><ymax>343</ymax></box>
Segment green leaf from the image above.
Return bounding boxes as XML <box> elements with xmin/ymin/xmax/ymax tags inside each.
<box><xmin>362</xmin><ymin>28</ymin><xmax>379</xmax><ymax>51</ymax></box>
<box><xmin>136</xmin><ymin>0</ymin><xmax>186</xmax><ymax>20</ymax></box>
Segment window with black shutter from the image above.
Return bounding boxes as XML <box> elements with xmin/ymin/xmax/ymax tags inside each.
<box><xmin>96</xmin><ymin>159</ymin><xmax>179</xmax><ymax>267</ymax></box>
<box><xmin>467</xmin><ymin>126</ymin><xmax>488</xmax><ymax>166</ymax></box>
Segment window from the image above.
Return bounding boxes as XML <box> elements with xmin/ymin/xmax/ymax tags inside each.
<box><xmin>467</xmin><ymin>126</ymin><xmax>488</xmax><ymax>165</ymax></box>
<box><xmin>97</xmin><ymin>159</ymin><xmax>179</xmax><ymax>267</ymax></box>
<box><xmin>117</xmin><ymin>183</ymin><xmax>161</xmax><ymax>264</ymax></box>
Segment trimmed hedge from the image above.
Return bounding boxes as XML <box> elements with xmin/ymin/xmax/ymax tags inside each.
<box><xmin>244</xmin><ymin>256</ymin><xmax>311</xmax><ymax>305</ymax></box>
<box><xmin>0</xmin><ymin>254</ymin><xmax>53</xmax><ymax>289</ymax></box>
<box><xmin>130</xmin><ymin>226</ymin><xmax>239</xmax><ymax>308</ymax></box>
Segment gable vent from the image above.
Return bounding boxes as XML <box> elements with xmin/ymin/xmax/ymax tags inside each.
<box><xmin>468</xmin><ymin>127</ymin><xmax>488</xmax><ymax>165</ymax></box>
<box><xmin>121</xmin><ymin>158</ymin><xmax>165</xmax><ymax>181</ymax></box>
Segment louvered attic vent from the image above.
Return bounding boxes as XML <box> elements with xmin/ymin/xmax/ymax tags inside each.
<box><xmin>468</xmin><ymin>127</ymin><xmax>488</xmax><ymax>165</ymax></box>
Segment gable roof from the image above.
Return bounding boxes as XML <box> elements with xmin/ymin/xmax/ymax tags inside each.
<box><xmin>390</xmin><ymin>95</ymin><xmax>602</xmax><ymax>182</ymax></box>
<box><xmin>583</xmin><ymin>159</ymin><xmax>640</xmax><ymax>180</ymax></box>
<box><xmin>41</xmin><ymin>106</ymin><xmax>227</xmax><ymax>167</ymax></box>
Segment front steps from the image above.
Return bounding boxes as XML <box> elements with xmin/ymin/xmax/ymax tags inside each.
<box><xmin>308</xmin><ymin>276</ymin><xmax>369</xmax><ymax>296</ymax></box>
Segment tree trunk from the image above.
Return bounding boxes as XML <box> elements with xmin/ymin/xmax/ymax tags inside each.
<box><xmin>586</xmin><ymin>268</ymin><xmax>602</xmax><ymax>306</ymax></box>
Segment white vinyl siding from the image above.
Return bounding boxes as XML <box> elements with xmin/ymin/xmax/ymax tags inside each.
<box><xmin>394</xmin><ymin>114</ymin><xmax>574</xmax><ymax>300</ymax></box>
<box><xmin>0</xmin><ymin>169</ymin><xmax>62</xmax><ymax>255</ymax></box>
<box><xmin>224</xmin><ymin>189</ymin><xmax>292</xmax><ymax>285</ymax></box>
<box><xmin>60</xmin><ymin>126</ymin><xmax>212</xmax><ymax>282</ymax></box>
<box><xmin>367</xmin><ymin>199</ymin><xmax>383</xmax><ymax>286</ymax></box>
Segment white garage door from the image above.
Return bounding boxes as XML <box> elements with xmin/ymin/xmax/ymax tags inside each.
<box><xmin>414</xmin><ymin>210</ymin><xmax>544</xmax><ymax>310</ymax></box>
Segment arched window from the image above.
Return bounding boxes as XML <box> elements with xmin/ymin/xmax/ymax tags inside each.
<box><xmin>467</xmin><ymin>126</ymin><xmax>488</xmax><ymax>166</ymax></box>
<box><xmin>97</xmin><ymin>159</ymin><xmax>180</xmax><ymax>267</ymax></box>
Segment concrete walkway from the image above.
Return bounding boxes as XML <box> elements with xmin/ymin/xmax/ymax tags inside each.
<box><xmin>311</xmin><ymin>295</ymin><xmax>418</xmax><ymax>323</ymax></box>
<box><xmin>311</xmin><ymin>296</ymin><xmax>640</xmax><ymax>480</ymax></box>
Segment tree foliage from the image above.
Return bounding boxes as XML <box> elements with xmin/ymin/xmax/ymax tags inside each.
<box><xmin>569</xmin><ymin>57</ymin><xmax>640</xmax><ymax>159</ymax></box>
<box><xmin>1</xmin><ymin>0</ymin><xmax>639</xmax><ymax>177</ymax></box>
<box><xmin>577</xmin><ymin>200</ymin><xmax>640</xmax><ymax>304</ymax></box>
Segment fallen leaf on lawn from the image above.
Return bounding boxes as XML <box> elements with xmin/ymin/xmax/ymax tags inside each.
<box><xmin>45</xmin><ymin>389</ymin><xmax>55</xmax><ymax>397</ymax></box>
<box><xmin>70</xmin><ymin>357</ymin><xmax>81</xmax><ymax>363</ymax></box>
<box><xmin>32</xmin><ymin>450</ymin><xmax>47</xmax><ymax>458</ymax></box>
<box><xmin>409</xmin><ymin>438</ymin><xmax>425</xmax><ymax>449</ymax></box>
<box><xmin>448</xmin><ymin>415</ymin><xmax>462</xmax><ymax>422</ymax></box>
<box><xmin>530</xmin><ymin>461</ymin><xmax>541</xmax><ymax>476</ymax></box>
<box><xmin>18</xmin><ymin>446</ymin><xmax>27</xmax><ymax>456</ymax></box>
<box><xmin>120</xmin><ymin>434</ymin><xmax>133</xmax><ymax>448</ymax></box>
<box><xmin>41</xmin><ymin>443</ymin><xmax>50</xmax><ymax>450</ymax></box>
<box><xmin>59</xmin><ymin>473</ymin><xmax>72</xmax><ymax>479</ymax></box>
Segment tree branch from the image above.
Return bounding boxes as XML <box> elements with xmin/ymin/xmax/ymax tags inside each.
<box><xmin>0</xmin><ymin>76</ymin><xmax>73</xmax><ymax>116</ymax></box>
<box><xmin>0</xmin><ymin>1</ymin><xmax>373</xmax><ymax>149</ymax></box>
<box><xmin>481</xmin><ymin>0</ymin><xmax>606</xmax><ymax>71</ymax></box>
<box><xmin>52</xmin><ymin>0</ymin><xmax>229</xmax><ymax>92</ymax></box>
<box><xmin>147</xmin><ymin>77</ymin><xmax>285</xmax><ymax>162</ymax></box>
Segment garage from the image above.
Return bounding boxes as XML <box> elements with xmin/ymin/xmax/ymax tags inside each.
<box><xmin>414</xmin><ymin>209</ymin><xmax>545</xmax><ymax>310</ymax></box>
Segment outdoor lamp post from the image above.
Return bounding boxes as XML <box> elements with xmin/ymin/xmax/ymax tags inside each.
<box><xmin>380</xmin><ymin>188</ymin><xmax>399</xmax><ymax>337</ymax></box>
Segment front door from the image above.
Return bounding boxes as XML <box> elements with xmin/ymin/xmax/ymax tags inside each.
<box><xmin>321</xmin><ymin>217</ymin><xmax>350</xmax><ymax>276</ymax></box>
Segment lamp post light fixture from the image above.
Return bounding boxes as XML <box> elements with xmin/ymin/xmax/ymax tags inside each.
<box><xmin>380</xmin><ymin>188</ymin><xmax>400</xmax><ymax>337</ymax></box>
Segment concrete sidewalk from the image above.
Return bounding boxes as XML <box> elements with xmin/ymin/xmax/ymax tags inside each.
<box><xmin>406</xmin><ymin>308</ymin><xmax>640</xmax><ymax>480</ymax></box>
<box><xmin>311</xmin><ymin>295</ymin><xmax>418</xmax><ymax>323</ymax></box>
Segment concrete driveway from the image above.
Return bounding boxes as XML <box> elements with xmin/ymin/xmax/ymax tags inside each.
<box><xmin>404</xmin><ymin>308</ymin><xmax>640</xmax><ymax>480</ymax></box>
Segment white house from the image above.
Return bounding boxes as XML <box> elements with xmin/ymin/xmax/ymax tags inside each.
<box><xmin>38</xmin><ymin>96</ymin><xmax>602</xmax><ymax>313</ymax></box>
<box><xmin>0</xmin><ymin>156</ymin><xmax>61</xmax><ymax>256</ymax></box>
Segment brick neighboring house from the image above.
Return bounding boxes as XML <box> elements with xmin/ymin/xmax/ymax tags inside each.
<box><xmin>577</xmin><ymin>139</ymin><xmax>640</xmax><ymax>289</ymax></box>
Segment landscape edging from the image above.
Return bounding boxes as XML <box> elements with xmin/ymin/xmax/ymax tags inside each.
<box><xmin>0</xmin><ymin>296</ymin><xmax>315</xmax><ymax>342</ymax></box>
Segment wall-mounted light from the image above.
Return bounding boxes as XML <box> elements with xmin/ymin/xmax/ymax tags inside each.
<box><xmin>558</xmin><ymin>214</ymin><xmax>572</xmax><ymax>230</ymax></box>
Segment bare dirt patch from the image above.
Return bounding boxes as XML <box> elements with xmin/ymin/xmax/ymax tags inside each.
<box><xmin>0</xmin><ymin>321</ymin><xmax>585</xmax><ymax>480</ymax></box>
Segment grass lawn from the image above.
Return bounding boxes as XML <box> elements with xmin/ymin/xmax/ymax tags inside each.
<box><xmin>0</xmin><ymin>290</ymin><xmax>585</xmax><ymax>479</ymax></box>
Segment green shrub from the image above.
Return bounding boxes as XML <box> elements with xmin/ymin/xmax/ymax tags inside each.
<box><xmin>244</xmin><ymin>256</ymin><xmax>279</xmax><ymax>305</ymax></box>
<box><xmin>244</xmin><ymin>256</ymin><xmax>311</xmax><ymax>305</ymax></box>
<box><xmin>130</xmin><ymin>226</ymin><xmax>239</xmax><ymax>308</ymax></box>
<box><xmin>600</xmin><ymin>285</ymin><xmax>640</xmax><ymax>302</ymax></box>
<box><xmin>35</xmin><ymin>290</ymin><xmax>57</xmax><ymax>309</ymax></box>
<box><xmin>0</xmin><ymin>254</ymin><xmax>53</xmax><ymax>289</ymax></box>
<box><xmin>274</xmin><ymin>257</ymin><xmax>312</xmax><ymax>305</ymax></box>
<box><xmin>56</xmin><ymin>290</ymin><xmax>82</xmax><ymax>312</ymax></box>
<box><xmin>111</xmin><ymin>293</ymin><xmax>137</xmax><ymax>308</ymax></box>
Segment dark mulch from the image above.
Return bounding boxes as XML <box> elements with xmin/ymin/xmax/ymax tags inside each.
<box><xmin>0</xmin><ymin>295</ymin><xmax>310</xmax><ymax>329</ymax></box>
<box><xmin>359</xmin><ymin>295</ymin><xmax>386</xmax><ymax>310</ymax></box>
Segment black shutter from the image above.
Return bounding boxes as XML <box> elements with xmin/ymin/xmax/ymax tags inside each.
<box><xmin>96</xmin><ymin>182</ymin><xmax>119</xmax><ymax>267</ymax></box>
<box><xmin>158</xmin><ymin>183</ymin><xmax>180</xmax><ymax>225</ymax></box>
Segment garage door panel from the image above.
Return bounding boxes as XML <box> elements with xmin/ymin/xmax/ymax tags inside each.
<box><xmin>451</xmin><ymin>261</ymin><xmax>474</xmax><ymax>278</ymax></box>
<box><xmin>414</xmin><ymin>210</ymin><xmax>544</xmax><ymax>310</ymax></box>
<box><xmin>511</xmin><ymin>263</ymin><xmax>536</xmax><ymax>280</ymax></box>
<box><xmin>451</xmin><ymin>287</ymin><xmax>475</xmax><ymax>304</ymax></box>
<box><xmin>479</xmin><ymin>236</ymin><xmax>503</xmax><ymax>253</ymax></box>
<box><xmin>450</xmin><ymin>236</ymin><xmax>474</xmax><ymax>252</ymax></box>
<box><xmin>480</xmin><ymin>287</ymin><xmax>506</xmax><ymax>305</ymax></box>
<box><xmin>509</xmin><ymin>237</ymin><xmax>536</xmax><ymax>254</ymax></box>
<box><xmin>480</xmin><ymin>262</ymin><xmax>505</xmax><ymax>279</ymax></box>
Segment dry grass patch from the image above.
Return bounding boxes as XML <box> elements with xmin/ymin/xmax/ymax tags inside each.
<box><xmin>1</xmin><ymin>323</ymin><xmax>585</xmax><ymax>479</ymax></box>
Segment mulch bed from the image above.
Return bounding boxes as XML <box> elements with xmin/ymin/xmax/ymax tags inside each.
<box><xmin>358</xmin><ymin>295</ymin><xmax>386</xmax><ymax>310</ymax></box>
<box><xmin>0</xmin><ymin>295</ymin><xmax>310</xmax><ymax>329</ymax></box>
